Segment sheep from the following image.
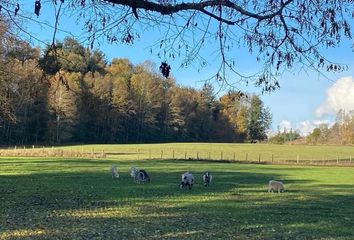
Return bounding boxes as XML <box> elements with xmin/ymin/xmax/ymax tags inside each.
<box><xmin>130</xmin><ymin>166</ymin><xmax>139</xmax><ymax>182</ymax></box>
<box><xmin>130</xmin><ymin>167</ymin><xmax>150</xmax><ymax>184</ymax></box>
<box><xmin>202</xmin><ymin>171</ymin><xmax>212</xmax><ymax>187</ymax></box>
<box><xmin>136</xmin><ymin>169</ymin><xmax>151</xmax><ymax>184</ymax></box>
<box><xmin>110</xmin><ymin>165</ymin><xmax>119</xmax><ymax>179</ymax></box>
<box><xmin>268</xmin><ymin>180</ymin><xmax>285</xmax><ymax>193</ymax></box>
<box><xmin>180</xmin><ymin>172</ymin><xmax>194</xmax><ymax>190</ymax></box>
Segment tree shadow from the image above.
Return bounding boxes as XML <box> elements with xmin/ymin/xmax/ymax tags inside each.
<box><xmin>1</xmin><ymin>159</ymin><xmax>354</xmax><ymax>239</ymax></box>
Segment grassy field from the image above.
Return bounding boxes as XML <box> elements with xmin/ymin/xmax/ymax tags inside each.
<box><xmin>2</xmin><ymin>143</ymin><xmax>354</xmax><ymax>164</ymax></box>
<box><xmin>1</xmin><ymin>145</ymin><xmax>354</xmax><ymax>239</ymax></box>
<box><xmin>25</xmin><ymin>143</ymin><xmax>354</xmax><ymax>163</ymax></box>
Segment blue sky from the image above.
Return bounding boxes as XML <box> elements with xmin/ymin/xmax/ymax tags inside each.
<box><xmin>17</xmin><ymin>1</ymin><xmax>354</xmax><ymax>136</ymax></box>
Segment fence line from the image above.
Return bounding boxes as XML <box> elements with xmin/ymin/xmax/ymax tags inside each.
<box><xmin>0</xmin><ymin>146</ymin><xmax>353</xmax><ymax>166</ymax></box>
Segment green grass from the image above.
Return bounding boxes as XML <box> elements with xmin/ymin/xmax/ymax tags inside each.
<box><xmin>1</xmin><ymin>147</ymin><xmax>354</xmax><ymax>239</ymax></box>
<box><xmin>56</xmin><ymin>143</ymin><xmax>354</xmax><ymax>163</ymax></box>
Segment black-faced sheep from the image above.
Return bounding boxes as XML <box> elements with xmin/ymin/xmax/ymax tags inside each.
<box><xmin>136</xmin><ymin>169</ymin><xmax>151</xmax><ymax>184</ymax></box>
<box><xmin>268</xmin><ymin>180</ymin><xmax>285</xmax><ymax>193</ymax></box>
<box><xmin>203</xmin><ymin>171</ymin><xmax>212</xmax><ymax>187</ymax></box>
<box><xmin>180</xmin><ymin>172</ymin><xmax>194</xmax><ymax>190</ymax></box>
<box><xmin>110</xmin><ymin>165</ymin><xmax>119</xmax><ymax>179</ymax></box>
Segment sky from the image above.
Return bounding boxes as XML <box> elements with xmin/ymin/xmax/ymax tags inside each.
<box><xmin>13</xmin><ymin>1</ymin><xmax>354</xmax><ymax>136</ymax></box>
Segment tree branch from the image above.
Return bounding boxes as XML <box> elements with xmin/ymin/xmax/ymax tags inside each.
<box><xmin>103</xmin><ymin>0</ymin><xmax>295</xmax><ymax>24</ymax></box>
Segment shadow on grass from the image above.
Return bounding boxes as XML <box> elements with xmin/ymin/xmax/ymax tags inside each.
<box><xmin>1</xmin><ymin>159</ymin><xmax>354</xmax><ymax>239</ymax></box>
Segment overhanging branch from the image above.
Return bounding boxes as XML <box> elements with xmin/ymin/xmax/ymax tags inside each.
<box><xmin>103</xmin><ymin>0</ymin><xmax>295</xmax><ymax>24</ymax></box>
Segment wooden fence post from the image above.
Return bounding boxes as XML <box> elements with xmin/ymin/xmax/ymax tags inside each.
<box><xmin>161</xmin><ymin>150</ymin><xmax>163</xmax><ymax>159</ymax></box>
<box><xmin>173</xmin><ymin>150</ymin><xmax>175</xmax><ymax>159</ymax></box>
<box><xmin>245</xmin><ymin>153</ymin><xmax>248</xmax><ymax>161</ymax></box>
<box><xmin>258</xmin><ymin>154</ymin><xmax>261</xmax><ymax>163</ymax></box>
<box><xmin>197</xmin><ymin>152</ymin><xmax>199</xmax><ymax>160</ymax></box>
<box><xmin>233</xmin><ymin>152</ymin><xmax>236</xmax><ymax>161</ymax></box>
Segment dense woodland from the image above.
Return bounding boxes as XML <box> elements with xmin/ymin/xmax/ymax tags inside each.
<box><xmin>0</xmin><ymin>23</ymin><xmax>272</xmax><ymax>145</ymax></box>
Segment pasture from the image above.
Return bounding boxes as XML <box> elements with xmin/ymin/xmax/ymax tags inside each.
<box><xmin>0</xmin><ymin>144</ymin><xmax>354</xmax><ymax>239</ymax></box>
<box><xmin>2</xmin><ymin>143</ymin><xmax>354</xmax><ymax>164</ymax></box>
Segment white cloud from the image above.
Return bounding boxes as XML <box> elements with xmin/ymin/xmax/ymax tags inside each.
<box><xmin>316</xmin><ymin>76</ymin><xmax>354</xmax><ymax>117</ymax></box>
<box><xmin>278</xmin><ymin>120</ymin><xmax>292</xmax><ymax>132</ymax></box>
<box><xmin>276</xmin><ymin>119</ymin><xmax>333</xmax><ymax>136</ymax></box>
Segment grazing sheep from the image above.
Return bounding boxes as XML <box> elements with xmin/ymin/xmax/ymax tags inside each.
<box><xmin>130</xmin><ymin>166</ymin><xmax>139</xmax><ymax>182</ymax></box>
<box><xmin>180</xmin><ymin>172</ymin><xmax>194</xmax><ymax>190</ymax></box>
<box><xmin>268</xmin><ymin>180</ymin><xmax>285</xmax><ymax>193</ymax></box>
<box><xmin>110</xmin><ymin>165</ymin><xmax>119</xmax><ymax>179</ymax></box>
<box><xmin>136</xmin><ymin>169</ymin><xmax>151</xmax><ymax>184</ymax></box>
<box><xmin>202</xmin><ymin>171</ymin><xmax>212</xmax><ymax>187</ymax></box>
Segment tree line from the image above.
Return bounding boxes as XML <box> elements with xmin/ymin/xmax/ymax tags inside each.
<box><xmin>306</xmin><ymin>110</ymin><xmax>354</xmax><ymax>145</ymax></box>
<box><xmin>269</xmin><ymin>110</ymin><xmax>354</xmax><ymax>145</ymax></box>
<box><xmin>0</xmin><ymin>24</ymin><xmax>272</xmax><ymax>145</ymax></box>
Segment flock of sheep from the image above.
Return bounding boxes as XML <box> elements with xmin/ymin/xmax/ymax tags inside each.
<box><xmin>110</xmin><ymin>165</ymin><xmax>285</xmax><ymax>193</ymax></box>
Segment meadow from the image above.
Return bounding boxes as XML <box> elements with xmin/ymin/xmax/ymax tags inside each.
<box><xmin>0</xmin><ymin>143</ymin><xmax>354</xmax><ymax>239</ymax></box>
<box><xmin>2</xmin><ymin>143</ymin><xmax>354</xmax><ymax>164</ymax></box>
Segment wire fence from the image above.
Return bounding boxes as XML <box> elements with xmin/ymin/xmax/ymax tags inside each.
<box><xmin>0</xmin><ymin>145</ymin><xmax>353</xmax><ymax>166</ymax></box>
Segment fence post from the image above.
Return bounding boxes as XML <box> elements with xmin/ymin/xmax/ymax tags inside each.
<box><xmin>233</xmin><ymin>152</ymin><xmax>236</xmax><ymax>161</ymax></box>
<box><xmin>197</xmin><ymin>152</ymin><xmax>199</xmax><ymax>160</ymax></box>
<box><xmin>221</xmin><ymin>152</ymin><xmax>223</xmax><ymax>161</ymax></box>
<box><xmin>208</xmin><ymin>152</ymin><xmax>211</xmax><ymax>160</ymax></box>
<box><xmin>245</xmin><ymin>153</ymin><xmax>248</xmax><ymax>161</ymax></box>
<box><xmin>258</xmin><ymin>154</ymin><xmax>261</xmax><ymax>163</ymax></box>
<box><xmin>173</xmin><ymin>150</ymin><xmax>175</xmax><ymax>159</ymax></box>
<box><xmin>185</xmin><ymin>152</ymin><xmax>187</xmax><ymax>160</ymax></box>
<box><xmin>161</xmin><ymin>150</ymin><xmax>163</xmax><ymax>159</ymax></box>
<box><xmin>297</xmin><ymin>154</ymin><xmax>299</xmax><ymax>164</ymax></box>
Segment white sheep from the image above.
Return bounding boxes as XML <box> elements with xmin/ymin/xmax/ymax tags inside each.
<box><xmin>180</xmin><ymin>172</ymin><xmax>194</xmax><ymax>190</ymax></box>
<box><xmin>110</xmin><ymin>165</ymin><xmax>119</xmax><ymax>179</ymax></box>
<box><xmin>268</xmin><ymin>180</ymin><xmax>285</xmax><ymax>193</ymax></box>
<box><xmin>202</xmin><ymin>171</ymin><xmax>212</xmax><ymax>187</ymax></box>
<box><xmin>130</xmin><ymin>166</ymin><xmax>139</xmax><ymax>182</ymax></box>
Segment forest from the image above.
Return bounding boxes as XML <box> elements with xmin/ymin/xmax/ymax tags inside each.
<box><xmin>0</xmin><ymin>23</ymin><xmax>272</xmax><ymax>145</ymax></box>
